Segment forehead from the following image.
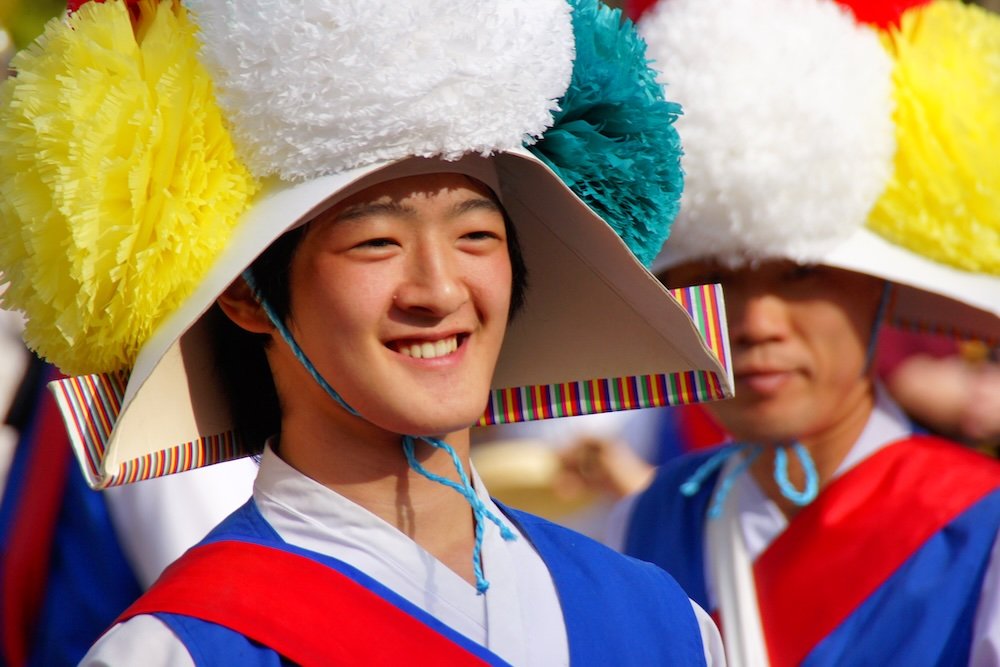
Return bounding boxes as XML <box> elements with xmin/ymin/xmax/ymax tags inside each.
<box><xmin>662</xmin><ymin>259</ymin><xmax>882</xmax><ymax>308</ymax></box>
<box><xmin>322</xmin><ymin>172</ymin><xmax>500</xmax><ymax>220</ymax></box>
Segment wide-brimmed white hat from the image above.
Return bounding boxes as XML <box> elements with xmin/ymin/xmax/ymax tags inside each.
<box><xmin>636</xmin><ymin>0</ymin><xmax>999</xmax><ymax>344</ymax></box>
<box><xmin>0</xmin><ymin>0</ymin><xmax>733</xmax><ymax>489</ymax></box>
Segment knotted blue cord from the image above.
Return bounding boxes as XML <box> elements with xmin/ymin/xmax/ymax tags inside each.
<box><xmin>679</xmin><ymin>441</ymin><xmax>822</xmax><ymax>517</ymax></box>
<box><xmin>706</xmin><ymin>446</ymin><xmax>762</xmax><ymax>519</ymax></box>
<box><xmin>679</xmin><ymin>446</ymin><xmax>741</xmax><ymax>497</ymax></box>
<box><xmin>402</xmin><ymin>435</ymin><xmax>516</xmax><ymax>593</ymax></box>
<box><xmin>773</xmin><ymin>442</ymin><xmax>819</xmax><ymax>506</ymax></box>
<box><xmin>241</xmin><ymin>269</ymin><xmax>514</xmax><ymax>594</ymax></box>
<box><xmin>680</xmin><ymin>444</ymin><xmax>762</xmax><ymax>519</ymax></box>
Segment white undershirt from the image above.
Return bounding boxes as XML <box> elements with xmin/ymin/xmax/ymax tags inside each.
<box><xmin>251</xmin><ymin>445</ymin><xmax>569</xmax><ymax>666</ymax></box>
<box><xmin>255</xmin><ymin>447</ymin><xmax>723</xmax><ymax>666</ymax></box>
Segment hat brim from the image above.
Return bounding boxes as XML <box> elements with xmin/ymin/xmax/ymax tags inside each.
<box><xmin>52</xmin><ymin>148</ymin><xmax>733</xmax><ymax>489</ymax></box>
<box><xmin>823</xmin><ymin>228</ymin><xmax>999</xmax><ymax>345</ymax></box>
<box><xmin>654</xmin><ymin>224</ymin><xmax>999</xmax><ymax>347</ymax></box>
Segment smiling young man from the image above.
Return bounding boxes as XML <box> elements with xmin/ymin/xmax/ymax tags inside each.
<box><xmin>616</xmin><ymin>0</ymin><xmax>1000</xmax><ymax>665</ymax></box>
<box><xmin>214</xmin><ymin>175</ymin><xmax>519</xmax><ymax>587</ymax></box>
<box><xmin>0</xmin><ymin>0</ymin><xmax>736</xmax><ymax>664</ymax></box>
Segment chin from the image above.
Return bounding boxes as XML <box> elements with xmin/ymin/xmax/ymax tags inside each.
<box><xmin>367</xmin><ymin>403</ymin><xmax>485</xmax><ymax>441</ymax></box>
<box><xmin>710</xmin><ymin>403</ymin><xmax>809</xmax><ymax>445</ymax></box>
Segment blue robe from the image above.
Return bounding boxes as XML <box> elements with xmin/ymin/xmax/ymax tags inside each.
<box><xmin>625</xmin><ymin>437</ymin><xmax>1000</xmax><ymax>666</ymax></box>
<box><xmin>127</xmin><ymin>499</ymin><xmax>708</xmax><ymax>666</ymax></box>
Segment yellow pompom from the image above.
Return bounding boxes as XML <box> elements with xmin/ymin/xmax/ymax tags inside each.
<box><xmin>0</xmin><ymin>0</ymin><xmax>258</xmax><ymax>375</ymax></box>
<box><xmin>868</xmin><ymin>0</ymin><xmax>1000</xmax><ymax>275</ymax></box>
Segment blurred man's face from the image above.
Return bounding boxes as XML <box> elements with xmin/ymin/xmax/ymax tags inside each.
<box><xmin>661</xmin><ymin>261</ymin><xmax>883</xmax><ymax>444</ymax></box>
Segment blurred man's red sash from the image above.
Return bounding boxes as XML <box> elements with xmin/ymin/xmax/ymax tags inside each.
<box><xmin>753</xmin><ymin>435</ymin><xmax>1000</xmax><ymax>666</ymax></box>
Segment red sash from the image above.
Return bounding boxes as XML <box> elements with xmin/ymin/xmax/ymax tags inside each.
<box><xmin>117</xmin><ymin>540</ymin><xmax>491</xmax><ymax>666</ymax></box>
<box><xmin>753</xmin><ymin>435</ymin><xmax>1000</xmax><ymax>667</ymax></box>
<box><xmin>1</xmin><ymin>369</ymin><xmax>71</xmax><ymax>667</ymax></box>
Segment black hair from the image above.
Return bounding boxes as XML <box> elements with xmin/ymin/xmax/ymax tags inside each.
<box><xmin>210</xmin><ymin>210</ymin><xmax>528</xmax><ymax>454</ymax></box>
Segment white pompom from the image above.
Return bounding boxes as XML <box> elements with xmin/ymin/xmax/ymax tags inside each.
<box><xmin>642</xmin><ymin>0</ymin><xmax>895</xmax><ymax>268</ymax></box>
<box><xmin>183</xmin><ymin>0</ymin><xmax>574</xmax><ymax>181</ymax></box>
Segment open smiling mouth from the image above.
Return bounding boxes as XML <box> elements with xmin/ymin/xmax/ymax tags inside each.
<box><xmin>391</xmin><ymin>334</ymin><xmax>467</xmax><ymax>360</ymax></box>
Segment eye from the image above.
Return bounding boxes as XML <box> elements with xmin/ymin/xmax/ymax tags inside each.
<box><xmin>462</xmin><ymin>230</ymin><xmax>502</xmax><ymax>242</ymax></box>
<box><xmin>354</xmin><ymin>237</ymin><xmax>398</xmax><ymax>249</ymax></box>
<box><xmin>786</xmin><ymin>265</ymin><xmax>821</xmax><ymax>281</ymax></box>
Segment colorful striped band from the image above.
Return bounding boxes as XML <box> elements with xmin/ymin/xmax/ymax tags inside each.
<box><xmin>478</xmin><ymin>370</ymin><xmax>727</xmax><ymax>426</ymax></box>
<box><xmin>668</xmin><ymin>283</ymin><xmax>729</xmax><ymax>371</ymax></box>
<box><xmin>49</xmin><ymin>374</ymin><xmax>247</xmax><ymax>490</ymax></box>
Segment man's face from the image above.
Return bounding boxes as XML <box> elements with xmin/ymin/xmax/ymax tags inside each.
<box><xmin>273</xmin><ymin>172</ymin><xmax>512</xmax><ymax>438</ymax></box>
<box><xmin>662</xmin><ymin>260</ymin><xmax>883</xmax><ymax>444</ymax></box>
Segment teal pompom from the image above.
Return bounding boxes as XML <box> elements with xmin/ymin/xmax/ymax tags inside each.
<box><xmin>528</xmin><ymin>0</ymin><xmax>683</xmax><ymax>267</ymax></box>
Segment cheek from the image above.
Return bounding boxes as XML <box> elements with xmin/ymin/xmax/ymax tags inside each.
<box><xmin>291</xmin><ymin>261</ymin><xmax>390</xmax><ymax>339</ymax></box>
<box><xmin>809</xmin><ymin>312</ymin><xmax>871</xmax><ymax>384</ymax></box>
<box><xmin>471</xmin><ymin>256</ymin><xmax>513</xmax><ymax>321</ymax></box>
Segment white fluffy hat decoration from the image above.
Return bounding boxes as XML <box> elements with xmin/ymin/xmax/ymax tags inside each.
<box><xmin>636</xmin><ymin>0</ymin><xmax>999</xmax><ymax>344</ymax></box>
<box><xmin>642</xmin><ymin>0</ymin><xmax>896</xmax><ymax>267</ymax></box>
<box><xmin>0</xmin><ymin>0</ymin><xmax>733</xmax><ymax>488</ymax></box>
<box><xmin>188</xmin><ymin>0</ymin><xmax>573</xmax><ymax>181</ymax></box>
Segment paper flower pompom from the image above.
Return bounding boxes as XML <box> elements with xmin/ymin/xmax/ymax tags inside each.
<box><xmin>867</xmin><ymin>0</ymin><xmax>1000</xmax><ymax>274</ymax></box>
<box><xmin>530</xmin><ymin>0</ymin><xmax>683</xmax><ymax>267</ymax></box>
<box><xmin>0</xmin><ymin>0</ymin><xmax>257</xmax><ymax>374</ymax></box>
<box><xmin>640</xmin><ymin>0</ymin><xmax>896</xmax><ymax>268</ymax></box>
<box><xmin>184</xmin><ymin>0</ymin><xmax>574</xmax><ymax>182</ymax></box>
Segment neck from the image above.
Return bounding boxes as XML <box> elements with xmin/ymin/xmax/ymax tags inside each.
<box><xmin>749</xmin><ymin>382</ymin><xmax>876</xmax><ymax>518</ymax></box>
<box><xmin>277</xmin><ymin>408</ymin><xmax>479</xmax><ymax>585</ymax></box>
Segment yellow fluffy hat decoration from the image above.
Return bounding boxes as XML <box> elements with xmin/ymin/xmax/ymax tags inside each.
<box><xmin>868</xmin><ymin>0</ymin><xmax>1000</xmax><ymax>275</ymax></box>
<box><xmin>0</xmin><ymin>0</ymin><xmax>258</xmax><ymax>375</ymax></box>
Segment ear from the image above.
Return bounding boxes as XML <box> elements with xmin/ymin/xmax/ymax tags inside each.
<box><xmin>217</xmin><ymin>277</ymin><xmax>275</xmax><ymax>335</ymax></box>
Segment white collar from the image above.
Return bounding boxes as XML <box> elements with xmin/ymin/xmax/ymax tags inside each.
<box><xmin>251</xmin><ymin>442</ymin><xmax>569</xmax><ymax>666</ymax></box>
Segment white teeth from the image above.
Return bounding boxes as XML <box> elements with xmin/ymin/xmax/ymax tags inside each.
<box><xmin>398</xmin><ymin>336</ymin><xmax>458</xmax><ymax>359</ymax></box>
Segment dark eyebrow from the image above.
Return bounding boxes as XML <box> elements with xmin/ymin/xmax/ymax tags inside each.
<box><xmin>333</xmin><ymin>195</ymin><xmax>501</xmax><ymax>223</ymax></box>
<box><xmin>333</xmin><ymin>200</ymin><xmax>412</xmax><ymax>223</ymax></box>
<box><xmin>451</xmin><ymin>196</ymin><xmax>502</xmax><ymax>217</ymax></box>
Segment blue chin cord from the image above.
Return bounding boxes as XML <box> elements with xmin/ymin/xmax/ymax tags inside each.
<box><xmin>681</xmin><ymin>282</ymin><xmax>894</xmax><ymax>517</ymax></box>
<box><xmin>242</xmin><ymin>269</ymin><xmax>514</xmax><ymax>593</ymax></box>
<box><xmin>681</xmin><ymin>442</ymin><xmax>819</xmax><ymax>518</ymax></box>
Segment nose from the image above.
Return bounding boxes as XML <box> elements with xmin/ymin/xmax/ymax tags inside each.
<box><xmin>393</xmin><ymin>241</ymin><xmax>469</xmax><ymax>318</ymax></box>
<box><xmin>726</xmin><ymin>284</ymin><xmax>791</xmax><ymax>348</ymax></box>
